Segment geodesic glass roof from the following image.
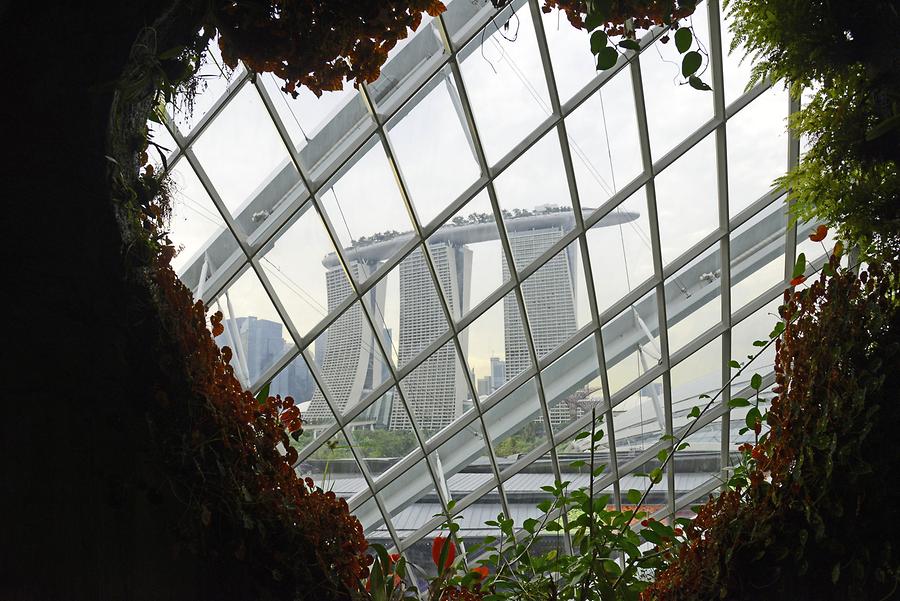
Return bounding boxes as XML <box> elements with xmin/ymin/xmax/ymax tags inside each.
<box><xmin>155</xmin><ymin>0</ymin><xmax>830</xmax><ymax>564</ymax></box>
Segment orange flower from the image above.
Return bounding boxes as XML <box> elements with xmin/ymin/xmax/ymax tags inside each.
<box><xmin>471</xmin><ymin>566</ymin><xmax>489</xmax><ymax>580</ymax></box>
<box><xmin>809</xmin><ymin>224</ymin><xmax>828</xmax><ymax>242</ymax></box>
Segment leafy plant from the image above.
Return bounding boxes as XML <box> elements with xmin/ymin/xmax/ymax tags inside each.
<box><xmin>725</xmin><ymin>0</ymin><xmax>900</xmax><ymax>258</ymax></box>
<box><xmin>646</xmin><ymin>246</ymin><xmax>900</xmax><ymax>599</ymax></box>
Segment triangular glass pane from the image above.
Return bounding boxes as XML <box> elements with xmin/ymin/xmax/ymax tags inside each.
<box><xmin>520</xmin><ymin>239</ymin><xmax>589</xmax><ymax>361</ymax></box>
<box><xmin>587</xmin><ymin>187</ymin><xmax>655</xmax><ymax>315</ymax></box>
<box><xmin>610</xmin><ymin>377</ymin><xmax>664</xmax><ymax>456</ymax></box>
<box><xmin>377</xmin><ymin>455</ymin><xmax>437</xmax><ymax>522</ymax></box>
<box><xmin>319</xmin><ymin>139</ymin><xmax>414</xmax><ymax>282</ymax></box>
<box><xmin>459</xmin><ymin>1</ymin><xmax>552</xmax><ymax>165</ymax></box>
<box><xmin>193</xmin><ymin>84</ymin><xmax>301</xmax><ymax>227</ymax></box>
<box><xmin>665</xmin><ymin>242</ymin><xmax>722</xmax><ymax>354</ymax></box>
<box><xmin>347</xmin><ymin>387</ymin><xmax>418</xmax><ymax>479</ymax></box>
<box><xmin>494</xmin><ymin>130</ymin><xmax>576</xmax><ymax>273</ymax></box>
<box><xmin>387</xmin><ymin>66</ymin><xmax>482</xmax><ymax>228</ymax></box>
<box><xmin>462</xmin><ymin>291</ymin><xmax>533</xmax><ymax>397</ymax></box>
<box><xmin>294</xmin><ymin>431</ymin><xmax>365</xmax><ymax>498</ymax></box>
<box><xmin>398</xmin><ymin>341</ymin><xmax>469</xmax><ymax>436</ymax></box>
<box><xmin>210</xmin><ymin>266</ymin><xmax>294</xmax><ymax>389</ymax></box>
<box><xmin>166</xmin><ymin>157</ymin><xmax>239</xmax><ymax>280</ymax></box>
<box><xmin>541</xmin><ymin>336</ymin><xmax>602</xmax><ymax>433</ymax></box>
<box><xmin>305</xmin><ymin>301</ymin><xmax>392</xmax><ymax>423</ymax></box>
<box><xmin>566</xmin><ymin>67</ymin><xmax>643</xmax><ymax>206</ymax></box>
<box><xmin>260</xmin><ymin>200</ymin><xmax>353</xmax><ymax>337</ymax></box>
<box><xmin>427</xmin><ymin>190</ymin><xmax>507</xmax><ymax>322</ymax></box>
<box><xmin>654</xmin><ymin>132</ymin><xmax>719</xmax><ymax>266</ymax></box>
<box><xmin>484</xmin><ymin>378</ymin><xmax>547</xmax><ymax>465</ymax></box>
<box><xmin>602</xmin><ymin>288</ymin><xmax>660</xmax><ymax>397</ymax></box>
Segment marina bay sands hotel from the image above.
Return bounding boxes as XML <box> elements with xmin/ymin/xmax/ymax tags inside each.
<box><xmin>305</xmin><ymin>206</ymin><xmax>638</xmax><ymax>432</ymax></box>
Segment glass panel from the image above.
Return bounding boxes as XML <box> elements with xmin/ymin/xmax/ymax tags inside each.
<box><xmin>730</xmin><ymin>297</ymin><xmax>781</xmax><ymax>397</ymax></box>
<box><xmin>670</xmin><ymin>337</ymin><xmax>722</xmax><ymax>432</ymax></box>
<box><xmin>166</xmin><ymin>158</ymin><xmax>238</xmax><ymax>280</ymax></box>
<box><xmin>610</xmin><ymin>377</ymin><xmax>664</xmax><ymax>457</ymax></box>
<box><xmin>295</xmin><ymin>431</ymin><xmax>365</xmax><ymax>498</ymax></box>
<box><xmin>387</xmin><ymin>67</ymin><xmax>482</xmax><ymax>228</ymax></box>
<box><xmin>730</xmin><ymin>200</ymin><xmax>788</xmax><ymax>313</ymax></box>
<box><xmin>261</xmin><ymin>72</ymin><xmax>368</xmax><ymax>156</ymax></box>
<box><xmin>259</xmin><ymin>201</ymin><xmax>352</xmax><ymax>337</ymax></box>
<box><xmin>484</xmin><ymin>378</ymin><xmax>547</xmax><ymax>465</ymax></box>
<box><xmin>319</xmin><ymin>139</ymin><xmax>414</xmax><ymax>282</ymax></box>
<box><xmin>727</xmin><ymin>85</ymin><xmax>789</xmax><ymax>217</ymax></box>
<box><xmin>719</xmin><ymin>3</ymin><xmax>756</xmax><ymax>107</ymax></box>
<box><xmin>373</xmin><ymin>246</ymin><xmax>452</xmax><ymax>370</ymax></box>
<box><xmin>566</xmin><ymin>68</ymin><xmax>643</xmax><ymax>205</ymax></box>
<box><xmin>665</xmin><ymin>242</ymin><xmax>722</xmax><ymax>354</ymax></box>
<box><xmin>354</xmin><ymin>497</ymin><xmax>387</xmax><ymax>535</ymax></box>
<box><xmin>369</xmin><ymin>10</ymin><xmax>446</xmax><ymax>116</ymax></box>
<box><xmin>461</xmin><ymin>292</ymin><xmax>531</xmax><ymax>398</ymax></box>
<box><xmin>193</xmin><ymin>84</ymin><xmax>300</xmax><ymax>225</ymax></box>
<box><xmin>494</xmin><ymin>130</ymin><xmax>576</xmax><ymax>273</ymax></box>
<box><xmin>170</xmin><ymin>36</ymin><xmax>242</xmax><ymax>134</ymax></box>
<box><xmin>654</xmin><ymin>133</ymin><xmax>719</xmax><ymax>266</ymax></box>
<box><xmin>347</xmin><ymin>387</ymin><xmax>419</xmax><ymax>479</ymax></box>
<box><xmin>520</xmin><ymin>240</ymin><xmax>588</xmax><ymax>361</ymax></box>
<box><xmin>602</xmin><ymin>288</ymin><xmax>660</xmax><ymax>397</ymax></box>
<box><xmin>211</xmin><ymin>267</ymin><xmax>294</xmax><ymax>389</ymax></box>
<box><xmin>378</xmin><ymin>456</ymin><xmax>439</xmax><ymax>528</ymax></box>
<box><xmin>305</xmin><ymin>301</ymin><xmax>392</xmax><ymax>424</ymax></box>
<box><xmin>587</xmin><ymin>187</ymin><xmax>656</xmax><ymax>315</ymax></box>
<box><xmin>540</xmin><ymin>3</ymin><xmax>599</xmax><ymax>104</ymax></box>
<box><xmin>431</xmin><ymin>426</ymin><xmax>493</xmax><ymax>493</ymax></box>
<box><xmin>427</xmin><ymin>190</ymin><xmax>507</xmax><ymax>322</ymax></box>
<box><xmin>542</xmin><ymin>336</ymin><xmax>603</xmax><ymax>433</ymax></box>
<box><xmin>398</xmin><ymin>341</ymin><xmax>469</xmax><ymax>436</ymax></box>
<box><xmin>459</xmin><ymin>1</ymin><xmax>552</xmax><ymax>165</ymax></box>
<box><xmin>269</xmin><ymin>352</ymin><xmax>317</xmax><ymax>407</ymax></box>
<box><xmin>640</xmin><ymin>4</ymin><xmax>714</xmax><ymax>159</ymax></box>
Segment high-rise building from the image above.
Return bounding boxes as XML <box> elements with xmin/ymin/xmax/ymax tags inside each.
<box><xmin>305</xmin><ymin>261</ymin><xmax>391</xmax><ymax>426</ymax></box>
<box><xmin>502</xmin><ymin>225</ymin><xmax>579</xmax><ymax>426</ymax></box>
<box><xmin>476</xmin><ymin>376</ymin><xmax>493</xmax><ymax>397</ymax></box>
<box><xmin>389</xmin><ymin>244</ymin><xmax>471</xmax><ymax>432</ymax></box>
<box><xmin>490</xmin><ymin>357</ymin><xmax>506</xmax><ymax>394</ymax></box>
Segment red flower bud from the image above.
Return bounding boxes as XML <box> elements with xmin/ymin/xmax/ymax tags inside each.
<box><xmin>432</xmin><ymin>536</ymin><xmax>456</xmax><ymax>571</ymax></box>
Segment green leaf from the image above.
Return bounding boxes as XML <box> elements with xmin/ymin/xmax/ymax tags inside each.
<box><xmin>618</xmin><ymin>38</ymin><xmax>640</xmax><ymax>51</ymax></box>
<box><xmin>536</xmin><ymin>500</ymin><xmax>552</xmax><ymax>512</ymax></box>
<box><xmin>677</xmin><ymin>442</ymin><xmax>690</xmax><ymax>451</ymax></box>
<box><xmin>753</xmin><ymin>339</ymin><xmax>768</xmax><ymax>347</ymax></box>
<box><xmin>585</xmin><ymin>11</ymin><xmax>603</xmax><ymax>31</ymax></box>
<box><xmin>597</xmin><ymin>46</ymin><xmax>619</xmax><ymax>70</ymax></box>
<box><xmin>660</xmin><ymin>434</ymin><xmax>676</xmax><ymax>442</ymax></box>
<box><xmin>688</xmin><ymin>406</ymin><xmax>701</xmax><ymax>418</ymax></box>
<box><xmin>593</xmin><ymin>465</ymin><xmax>607</xmax><ymax>477</ymax></box>
<box><xmin>590</xmin><ymin>30</ymin><xmax>608</xmax><ymax>54</ymax></box>
<box><xmin>728</xmin><ymin>397</ymin><xmax>751</xmax><ymax>408</ymax></box>
<box><xmin>793</xmin><ymin>252</ymin><xmax>807</xmax><ymax>279</ymax></box>
<box><xmin>626</xmin><ymin>489</ymin><xmax>642</xmax><ymax>504</ymax></box>
<box><xmin>770</xmin><ymin>321</ymin><xmax>786</xmax><ymax>339</ymax></box>
<box><xmin>746</xmin><ymin>407</ymin><xmax>761</xmax><ymax>430</ymax></box>
<box><xmin>657</xmin><ymin>449</ymin><xmax>669</xmax><ymax>462</ymax></box>
<box><xmin>574</xmin><ymin>431</ymin><xmax>591</xmax><ymax>440</ymax></box>
<box><xmin>649</xmin><ymin>467</ymin><xmax>663</xmax><ymax>483</ymax></box>
<box><xmin>751</xmin><ymin>373</ymin><xmax>763</xmax><ymax>390</ymax></box>
<box><xmin>688</xmin><ymin>75</ymin><xmax>712</xmax><ymax>91</ymax></box>
<box><xmin>569</xmin><ymin>460</ymin><xmax>586</xmax><ymax>469</ymax></box>
<box><xmin>674</xmin><ymin>27</ymin><xmax>692</xmax><ymax>53</ymax></box>
<box><xmin>681</xmin><ymin>51</ymin><xmax>702</xmax><ymax>77</ymax></box>
<box><xmin>729</xmin><ymin>360</ymin><xmax>741</xmax><ymax>369</ymax></box>
<box><xmin>255</xmin><ymin>382</ymin><xmax>270</xmax><ymax>405</ymax></box>
<box><xmin>523</xmin><ymin>518</ymin><xmax>540</xmax><ymax>533</ymax></box>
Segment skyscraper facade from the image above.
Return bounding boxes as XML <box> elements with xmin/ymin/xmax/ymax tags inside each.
<box><xmin>389</xmin><ymin>244</ymin><xmax>471</xmax><ymax>432</ymax></box>
<box><xmin>502</xmin><ymin>226</ymin><xmax>579</xmax><ymax>426</ymax></box>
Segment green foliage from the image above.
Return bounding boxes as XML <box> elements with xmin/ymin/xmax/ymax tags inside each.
<box><xmin>648</xmin><ymin>257</ymin><xmax>900</xmax><ymax>599</ymax></box>
<box><xmin>725</xmin><ymin>0</ymin><xmax>900</xmax><ymax>258</ymax></box>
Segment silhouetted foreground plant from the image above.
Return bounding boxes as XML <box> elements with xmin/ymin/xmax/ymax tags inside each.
<box><xmin>646</xmin><ymin>251</ymin><xmax>900</xmax><ymax>600</ymax></box>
